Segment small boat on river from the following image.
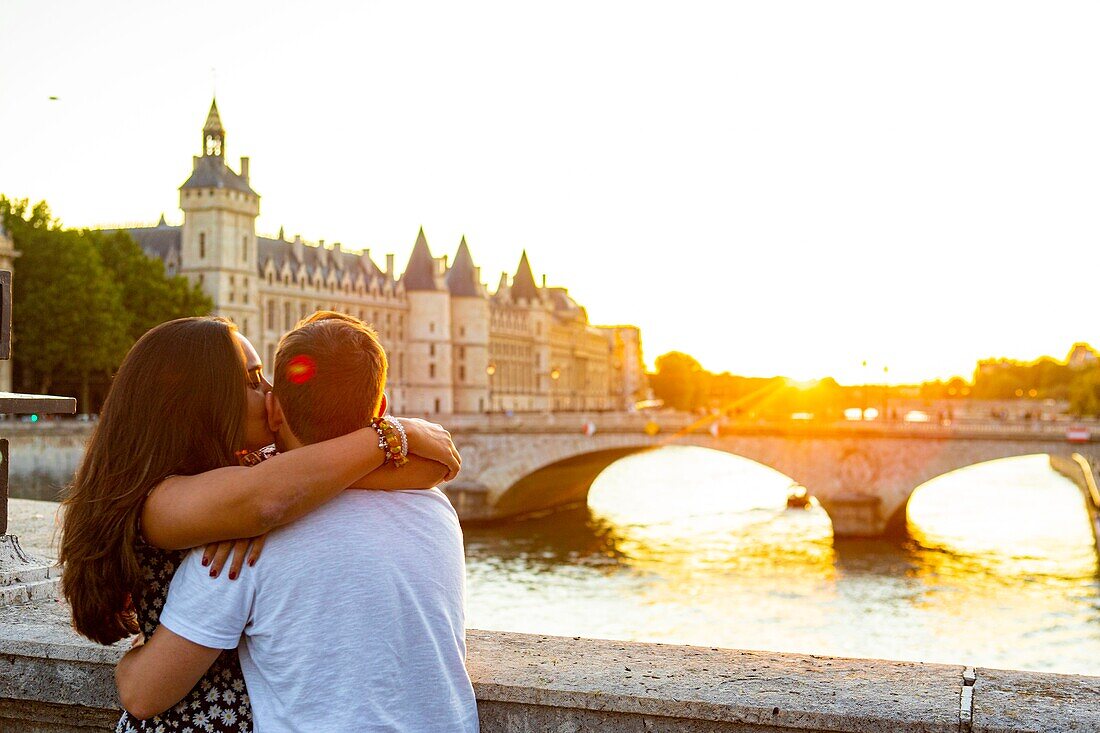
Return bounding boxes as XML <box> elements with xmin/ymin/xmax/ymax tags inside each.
<box><xmin>786</xmin><ymin>485</ymin><xmax>811</xmax><ymax>510</ymax></box>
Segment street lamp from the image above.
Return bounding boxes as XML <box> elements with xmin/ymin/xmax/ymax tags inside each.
<box><xmin>883</xmin><ymin>366</ymin><xmax>889</xmax><ymax>420</ymax></box>
<box><xmin>861</xmin><ymin>360</ymin><xmax>868</xmax><ymax>420</ymax></box>
<box><xmin>486</xmin><ymin>363</ymin><xmax>496</xmax><ymax>376</ymax></box>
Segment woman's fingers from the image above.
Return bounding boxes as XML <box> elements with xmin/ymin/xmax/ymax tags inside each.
<box><xmin>445</xmin><ymin>444</ymin><xmax>462</xmax><ymax>481</ymax></box>
<box><xmin>207</xmin><ymin>541</ymin><xmax>234</xmax><ymax>578</ymax></box>
<box><xmin>246</xmin><ymin>535</ymin><xmax>267</xmax><ymax>568</ymax></box>
<box><xmin>204</xmin><ymin>537</ymin><xmax>263</xmax><ymax>580</ymax></box>
<box><xmin>226</xmin><ymin>538</ymin><xmax>251</xmax><ymax>580</ymax></box>
<box><xmin>399</xmin><ymin>417</ymin><xmax>461</xmax><ymax>480</ymax></box>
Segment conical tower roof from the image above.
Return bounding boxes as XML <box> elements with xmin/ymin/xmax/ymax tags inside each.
<box><xmin>203</xmin><ymin>98</ymin><xmax>224</xmax><ymax>134</ymax></box>
<box><xmin>401</xmin><ymin>227</ymin><xmax>441</xmax><ymax>291</ymax></box>
<box><xmin>511</xmin><ymin>250</ymin><xmax>540</xmax><ymax>301</ymax></box>
<box><xmin>445</xmin><ymin>236</ymin><xmax>481</xmax><ymax>297</ymax></box>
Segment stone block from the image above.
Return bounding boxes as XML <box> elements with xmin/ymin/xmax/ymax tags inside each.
<box><xmin>468</xmin><ymin>631</ymin><xmax>964</xmax><ymax>732</ymax></box>
<box><xmin>972</xmin><ymin>667</ymin><xmax>1100</xmax><ymax>733</ymax></box>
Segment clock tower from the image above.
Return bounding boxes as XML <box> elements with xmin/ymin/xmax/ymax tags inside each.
<box><xmin>178</xmin><ymin>99</ymin><xmax>261</xmax><ymax>340</ymax></box>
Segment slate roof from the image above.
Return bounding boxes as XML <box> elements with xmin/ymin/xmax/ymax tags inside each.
<box><xmin>511</xmin><ymin>250</ymin><xmax>540</xmax><ymax>302</ymax></box>
<box><xmin>401</xmin><ymin>228</ymin><xmax>441</xmax><ymax>291</ymax></box>
<box><xmin>445</xmin><ymin>236</ymin><xmax>481</xmax><ymax>297</ymax></box>
<box><xmin>120</xmin><ymin>224</ymin><xmax>182</xmax><ymax>261</ymax></box>
<box><xmin>180</xmin><ymin>154</ymin><xmax>256</xmax><ymax>195</ymax></box>
<box><xmin>257</xmin><ymin>236</ymin><xmax>387</xmax><ymax>283</ymax></box>
<box><xmin>547</xmin><ymin>287</ymin><xmax>579</xmax><ymax>313</ymax></box>
<box><xmin>204</xmin><ymin>98</ymin><xmax>225</xmax><ymax>134</ymax></box>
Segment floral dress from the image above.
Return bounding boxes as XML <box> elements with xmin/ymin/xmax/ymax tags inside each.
<box><xmin>115</xmin><ymin>542</ymin><xmax>253</xmax><ymax>733</ymax></box>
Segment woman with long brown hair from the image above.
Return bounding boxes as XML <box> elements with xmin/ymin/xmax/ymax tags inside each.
<box><xmin>59</xmin><ymin>316</ymin><xmax>459</xmax><ymax>732</ymax></box>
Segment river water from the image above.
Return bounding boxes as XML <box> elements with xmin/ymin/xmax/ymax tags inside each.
<box><xmin>463</xmin><ymin>447</ymin><xmax>1100</xmax><ymax>675</ymax></box>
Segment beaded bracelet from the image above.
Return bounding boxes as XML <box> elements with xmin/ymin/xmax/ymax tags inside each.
<box><xmin>237</xmin><ymin>443</ymin><xmax>278</xmax><ymax>467</ymax></box>
<box><xmin>370</xmin><ymin>416</ymin><xmax>409</xmax><ymax>468</ymax></box>
<box><xmin>390</xmin><ymin>418</ymin><xmax>409</xmax><ymax>461</ymax></box>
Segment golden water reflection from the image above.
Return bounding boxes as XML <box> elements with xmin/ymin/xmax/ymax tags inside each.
<box><xmin>464</xmin><ymin>448</ymin><xmax>1100</xmax><ymax>674</ymax></box>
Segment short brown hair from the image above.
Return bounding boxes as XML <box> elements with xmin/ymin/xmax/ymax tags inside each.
<box><xmin>274</xmin><ymin>311</ymin><xmax>388</xmax><ymax>444</ymax></box>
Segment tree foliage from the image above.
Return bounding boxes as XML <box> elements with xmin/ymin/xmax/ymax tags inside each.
<box><xmin>92</xmin><ymin>229</ymin><xmax>211</xmax><ymax>342</ymax></box>
<box><xmin>1</xmin><ymin>198</ymin><xmax>129</xmax><ymax>396</ymax></box>
<box><xmin>649</xmin><ymin>352</ymin><xmax>703</xmax><ymax>411</ymax></box>
<box><xmin>0</xmin><ymin>196</ymin><xmax>212</xmax><ymax>409</ymax></box>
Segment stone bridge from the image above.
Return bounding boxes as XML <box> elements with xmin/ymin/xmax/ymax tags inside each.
<box><xmin>442</xmin><ymin>417</ymin><xmax>1100</xmax><ymax>537</ymax></box>
<box><xmin>7</xmin><ymin>418</ymin><xmax>1099</xmax><ymax>538</ymax></box>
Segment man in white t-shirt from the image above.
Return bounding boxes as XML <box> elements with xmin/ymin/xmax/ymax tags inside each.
<box><xmin>115</xmin><ymin>312</ymin><xmax>479</xmax><ymax>732</ymax></box>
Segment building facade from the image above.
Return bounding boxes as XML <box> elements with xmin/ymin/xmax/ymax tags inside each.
<box><xmin>117</xmin><ymin>100</ymin><xmax>644</xmax><ymax>414</ymax></box>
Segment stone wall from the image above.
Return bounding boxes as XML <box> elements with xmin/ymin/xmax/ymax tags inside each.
<box><xmin>1048</xmin><ymin>454</ymin><xmax>1100</xmax><ymax>553</ymax></box>
<box><xmin>3</xmin><ymin>598</ymin><xmax>1099</xmax><ymax>733</ymax></box>
<box><xmin>6</xmin><ymin>424</ymin><xmax>90</xmax><ymax>502</ymax></box>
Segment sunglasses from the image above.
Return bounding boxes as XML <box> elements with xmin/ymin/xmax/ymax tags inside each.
<box><xmin>246</xmin><ymin>366</ymin><xmax>265</xmax><ymax>391</ymax></box>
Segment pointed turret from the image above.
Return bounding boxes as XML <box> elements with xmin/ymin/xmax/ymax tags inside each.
<box><xmin>204</xmin><ymin>98</ymin><xmax>224</xmax><ymax>134</ymax></box>
<box><xmin>445</xmin><ymin>236</ymin><xmax>482</xmax><ymax>297</ymax></box>
<box><xmin>157</xmin><ymin>213</ymin><xmax>168</xmax><ymax>227</ymax></box>
<box><xmin>511</xmin><ymin>250</ymin><xmax>540</xmax><ymax>301</ymax></box>
<box><xmin>182</xmin><ymin>98</ymin><xmax>254</xmax><ymax>194</ymax></box>
<box><xmin>277</xmin><ymin>225</ymin><xmax>285</xmax><ymax>241</ymax></box>
<box><xmin>401</xmin><ymin>227</ymin><xmax>441</xmax><ymax>291</ymax></box>
<box><xmin>202</xmin><ymin>97</ymin><xmax>225</xmax><ymax>157</ymax></box>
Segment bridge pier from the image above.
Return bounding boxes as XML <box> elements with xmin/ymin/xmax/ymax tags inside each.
<box><xmin>815</xmin><ymin>494</ymin><xmax>889</xmax><ymax>538</ymax></box>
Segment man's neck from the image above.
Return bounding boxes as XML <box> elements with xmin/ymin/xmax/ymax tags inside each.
<box><xmin>277</xmin><ymin>431</ymin><xmax>304</xmax><ymax>453</ymax></box>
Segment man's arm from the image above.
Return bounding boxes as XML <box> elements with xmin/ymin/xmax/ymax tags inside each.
<box><xmin>116</xmin><ymin>628</ymin><xmax>222</xmax><ymax>720</ymax></box>
<box><xmin>116</xmin><ymin>548</ymin><xmax>254</xmax><ymax>719</ymax></box>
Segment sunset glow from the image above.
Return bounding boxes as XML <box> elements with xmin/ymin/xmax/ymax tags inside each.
<box><xmin>3</xmin><ymin>1</ymin><xmax>1098</xmax><ymax>383</ymax></box>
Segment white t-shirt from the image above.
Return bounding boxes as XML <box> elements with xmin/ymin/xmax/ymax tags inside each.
<box><xmin>160</xmin><ymin>488</ymin><xmax>479</xmax><ymax>733</ymax></box>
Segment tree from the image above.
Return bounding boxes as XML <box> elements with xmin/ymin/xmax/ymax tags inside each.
<box><xmin>1</xmin><ymin>199</ymin><xmax>130</xmax><ymax>405</ymax></box>
<box><xmin>1069</xmin><ymin>369</ymin><xmax>1100</xmax><ymax>417</ymax></box>
<box><xmin>650</xmin><ymin>351</ymin><xmax>704</xmax><ymax>411</ymax></box>
<box><xmin>2</xmin><ymin>197</ymin><xmax>215</xmax><ymax>411</ymax></box>
<box><xmin>91</xmin><ymin>229</ymin><xmax>212</xmax><ymax>342</ymax></box>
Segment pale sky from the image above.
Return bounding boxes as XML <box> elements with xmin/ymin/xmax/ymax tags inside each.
<box><xmin>2</xmin><ymin>1</ymin><xmax>1097</xmax><ymax>384</ymax></box>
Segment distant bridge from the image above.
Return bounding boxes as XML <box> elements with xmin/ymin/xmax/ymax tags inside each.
<box><xmin>442</xmin><ymin>415</ymin><xmax>1100</xmax><ymax>537</ymax></box>
<box><xmin>8</xmin><ymin>417</ymin><xmax>1100</xmax><ymax>539</ymax></box>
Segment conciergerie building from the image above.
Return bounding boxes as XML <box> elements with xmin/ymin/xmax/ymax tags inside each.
<box><xmin>106</xmin><ymin>100</ymin><xmax>645</xmax><ymax>415</ymax></box>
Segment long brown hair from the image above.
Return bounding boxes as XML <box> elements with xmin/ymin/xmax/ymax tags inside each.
<box><xmin>59</xmin><ymin>317</ymin><xmax>248</xmax><ymax>644</ymax></box>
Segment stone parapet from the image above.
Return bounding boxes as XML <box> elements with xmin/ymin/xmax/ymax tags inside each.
<box><xmin>2</xmin><ymin>598</ymin><xmax>1099</xmax><ymax>732</ymax></box>
<box><xmin>1048</xmin><ymin>454</ymin><xmax>1100</xmax><ymax>554</ymax></box>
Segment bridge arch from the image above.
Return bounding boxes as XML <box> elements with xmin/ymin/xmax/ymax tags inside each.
<box><xmin>490</xmin><ymin>442</ymin><xmax>818</xmax><ymax>529</ymax></box>
<box><xmin>898</xmin><ymin>452</ymin><xmax>1084</xmax><ymax>531</ymax></box>
<box><xmin>876</xmin><ymin>448</ymin><xmax>1092</xmax><ymax>537</ymax></box>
